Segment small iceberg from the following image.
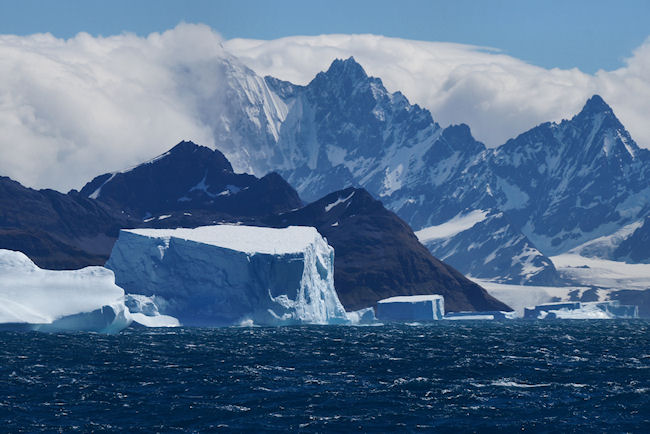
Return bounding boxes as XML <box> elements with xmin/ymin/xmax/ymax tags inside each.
<box><xmin>375</xmin><ymin>295</ymin><xmax>444</xmax><ymax>322</ymax></box>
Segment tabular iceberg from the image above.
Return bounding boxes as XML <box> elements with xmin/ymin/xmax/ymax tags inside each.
<box><xmin>105</xmin><ymin>225</ymin><xmax>349</xmax><ymax>326</ymax></box>
<box><xmin>524</xmin><ymin>301</ymin><xmax>639</xmax><ymax>319</ymax></box>
<box><xmin>0</xmin><ymin>249</ymin><xmax>131</xmax><ymax>333</ymax></box>
<box><xmin>375</xmin><ymin>295</ymin><xmax>445</xmax><ymax>322</ymax></box>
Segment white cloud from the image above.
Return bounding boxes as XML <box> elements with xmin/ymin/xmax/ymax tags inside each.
<box><xmin>0</xmin><ymin>23</ymin><xmax>222</xmax><ymax>191</ymax></box>
<box><xmin>1</xmin><ymin>27</ymin><xmax>650</xmax><ymax>192</ymax></box>
<box><xmin>225</xmin><ymin>34</ymin><xmax>650</xmax><ymax>149</ymax></box>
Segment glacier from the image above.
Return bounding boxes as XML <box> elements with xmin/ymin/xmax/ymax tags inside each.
<box><xmin>105</xmin><ymin>225</ymin><xmax>350</xmax><ymax>327</ymax></box>
<box><xmin>375</xmin><ymin>295</ymin><xmax>445</xmax><ymax>322</ymax></box>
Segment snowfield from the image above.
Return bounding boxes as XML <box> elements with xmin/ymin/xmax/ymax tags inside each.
<box><xmin>551</xmin><ymin>253</ymin><xmax>650</xmax><ymax>290</ymax></box>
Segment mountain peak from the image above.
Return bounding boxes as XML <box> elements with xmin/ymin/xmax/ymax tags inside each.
<box><xmin>579</xmin><ymin>94</ymin><xmax>613</xmax><ymax>115</ymax></box>
<box><xmin>324</xmin><ymin>56</ymin><xmax>368</xmax><ymax>80</ymax></box>
<box><xmin>169</xmin><ymin>140</ymin><xmax>203</xmax><ymax>153</ymax></box>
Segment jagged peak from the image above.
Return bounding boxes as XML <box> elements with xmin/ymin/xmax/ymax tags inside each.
<box><xmin>578</xmin><ymin>94</ymin><xmax>614</xmax><ymax>116</ymax></box>
<box><xmin>443</xmin><ymin>123</ymin><xmax>473</xmax><ymax>139</ymax></box>
<box><xmin>325</xmin><ymin>56</ymin><xmax>368</xmax><ymax>80</ymax></box>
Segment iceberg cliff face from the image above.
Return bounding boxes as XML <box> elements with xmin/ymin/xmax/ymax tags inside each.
<box><xmin>106</xmin><ymin>225</ymin><xmax>349</xmax><ymax>326</ymax></box>
<box><xmin>375</xmin><ymin>295</ymin><xmax>445</xmax><ymax>322</ymax></box>
<box><xmin>0</xmin><ymin>249</ymin><xmax>131</xmax><ymax>333</ymax></box>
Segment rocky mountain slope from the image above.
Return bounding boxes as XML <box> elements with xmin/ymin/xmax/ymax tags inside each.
<box><xmin>80</xmin><ymin>140</ymin><xmax>302</xmax><ymax>220</ymax></box>
<box><xmin>0</xmin><ymin>176</ymin><xmax>135</xmax><ymax>269</ymax></box>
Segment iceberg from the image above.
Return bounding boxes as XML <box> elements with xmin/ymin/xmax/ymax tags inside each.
<box><xmin>0</xmin><ymin>249</ymin><xmax>131</xmax><ymax>333</ymax></box>
<box><xmin>524</xmin><ymin>301</ymin><xmax>639</xmax><ymax>319</ymax></box>
<box><xmin>346</xmin><ymin>307</ymin><xmax>377</xmax><ymax>325</ymax></box>
<box><xmin>125</xmin><ymin>294</ymin><xmax>180</xmax><ymax>328</ymax></box>
<box><xmin>375</xmin><ymin>295</ymin><xmax>445</xmax><ymax>322</ymax></box>
<box><xmin>105</xmin><ymin>225</ymin><xmax>349</xmax><ymax>326</ymax></box>
<box><xmin>443</xmin><ymin>311</ymin><xmax>517</xmax><ymax>321</ymax></box>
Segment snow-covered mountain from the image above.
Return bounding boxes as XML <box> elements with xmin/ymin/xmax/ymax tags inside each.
<box><xmin>489</xmin><ymin>95</ymin><xmax>650</xmax><ymax>256</ymax></box>
<box><xmin>220</xmin><ymin>57</ymin><xmax>557</xmax><ymax>284</ymax></box>
<box><xmin>208</xmin><ymin>56</ymin><xmax>650</xmax><ymax>286</ymax></box>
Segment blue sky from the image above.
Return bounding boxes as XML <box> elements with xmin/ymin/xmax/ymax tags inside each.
<box><xmin>1</xmin><ymin>0</ymin><xmax>649</xmax><ymax>73</ymax></box>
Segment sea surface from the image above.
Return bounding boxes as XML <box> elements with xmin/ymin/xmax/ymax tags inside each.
<box><xmin>1</xmin><ymin>321</ymin><xmax>649</xmax><ymax>432</ymax></box>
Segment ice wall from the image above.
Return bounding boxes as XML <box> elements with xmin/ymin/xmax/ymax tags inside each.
<box><xmin>375</xmin><ymin>295</ymin><xmax>445</xmax><ymax>322</ymax></box>
<box><xmin>106</xmin><ymin>225</ymin><xmax>349</xmax><ymax>326</ymax></box>
<box><xmin>0</xmin><ymin>249</ymin><xmax>131</xmax><ymax>333</ymax></box>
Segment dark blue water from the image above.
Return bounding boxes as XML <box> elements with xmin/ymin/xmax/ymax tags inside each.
<box><xmin>1</xmin><ymin>321</ymin><xmax>648</xmax><ymax>432</ymax></box>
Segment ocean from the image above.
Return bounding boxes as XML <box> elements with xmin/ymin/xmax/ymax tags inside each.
<box><xmin>1</xmin><ymin>320</ymin><xmax>648</xmax><ymax>432</ymax></box>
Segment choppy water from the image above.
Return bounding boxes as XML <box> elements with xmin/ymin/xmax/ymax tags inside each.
<box><xmin>1</xmin><ymin>321</ymin><xmax>649</xmax><ymax>432</ymax></box>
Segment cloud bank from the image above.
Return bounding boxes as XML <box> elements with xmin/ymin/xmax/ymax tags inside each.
<box><xmin>0</xmin><ymin>23</ymin><xmax>223</xmax><ymax>191</ymax></box>
<box><xmin>1</xmin><ymin>24</ymin><xmax>650</xmax><ymax>192</ymax></box>
<box><xmin>225</xmin><ymin>34</ymin><xmax>650</xmax><ymax>149</ymax></box>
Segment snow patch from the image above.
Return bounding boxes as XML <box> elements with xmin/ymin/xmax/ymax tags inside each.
<box><xmin>324</xmin><ymin>191</ymin><xmax>355</xmax><ymax>212</ymax></box>
<box><xmin>415</xmin><ymin>210</ymin><xmax>488</xmax><ymax>242</ymax></box>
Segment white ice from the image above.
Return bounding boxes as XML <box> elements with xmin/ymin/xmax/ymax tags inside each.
<box><xmin>127</xmin><ymin>225</ymin><xmax>325</xmax><ymax>255</ymax></box>
<box><xmin>106</xmin><ymin>225</ymin><xmax>350</xmax><ymax>327</ymax></box>
<box><xmin>346</xmin><ymin>307</ymin><xmax>377</xmax><ymax>325</ymax></box>
<box><xmin>0</xmin><ymin>249</ymin><xmax>130</xmax><ymax>333</ymax></box>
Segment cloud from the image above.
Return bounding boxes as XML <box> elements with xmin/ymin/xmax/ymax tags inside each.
<box><xmin>0</xmin><ymin>23</ymin><xmax>224</xmax><ymax>191</ymax></box>
<box><xmin>1</xmin><ymin>26</ymin><xmax>650</xmax><ymax>192</ymax></box>
<box><xmin>225</xmin><ymin>34</ymin><xmax>650</xmax><ymax>149</ymax></box>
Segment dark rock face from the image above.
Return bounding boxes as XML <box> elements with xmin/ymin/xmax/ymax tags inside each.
<box><xmin>80</xmin><ymin>141</ymin><xmax>302</xmax><ymax>219</ymax></box>
<box><xmin>0</xmin><ymin>176</ymin><xmax>135</xmax><ymax>269</ymax></box>
<box><xmin>264</xmin><ymin>187</ymin><xmax>511</xmax><ymax>313</ymax></box>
